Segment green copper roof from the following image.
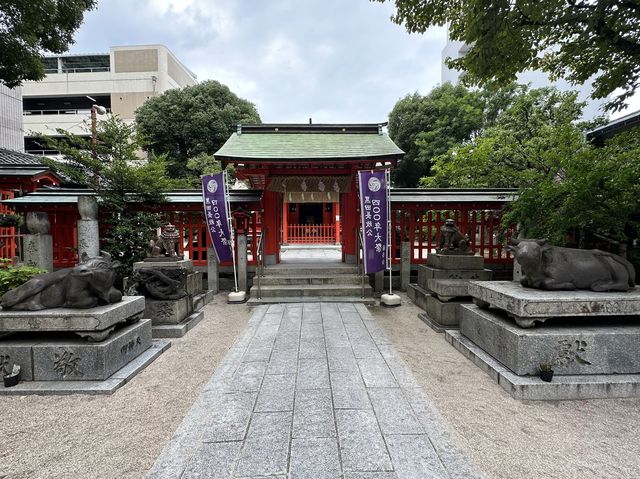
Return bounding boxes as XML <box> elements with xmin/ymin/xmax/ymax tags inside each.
<box><xmin>215</xmin><ymin>126</ymin><xmax>404</xmax><ymax>161</ymax></box>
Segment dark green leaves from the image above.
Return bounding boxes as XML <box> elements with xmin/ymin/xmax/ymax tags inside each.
<box><xmin>0</xmin><ymin>0</ymin><xmax>96</xmax><ymax>87</ymax></box>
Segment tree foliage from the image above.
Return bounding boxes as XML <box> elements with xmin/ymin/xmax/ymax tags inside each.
<box><xmin>41</xmin><ymin>117</ymin><xmax>174</xmax><ymax>275</ymax></box>
<box><xmin>0</xmin><ymin>0</ymin><xmax>96</xmax><ymax>87</ymax></box>
<box><xmin>422</xmin><ymin>86</ymin><xmax>639</xmax><ymax>247</ymax></box>
<box><xmin>388</xmin><ymin>83</ymin><xmax>485</xmax><ymax>186</ymax></box>
<box><xmin>423</xmin><ymin>87</ymin><xmax>587</xmax><ymax>188</ymax></box>
<box><xmin>135</xmin><ymin>80</ymin><xmax>261</xmax><ymax>178</ymax></box>
<box><xmin>374</xmin><ymin>0</ymin><xmax>640</xmax><ymax>111</ymax></box>
<box><xmin>507</xmin><ymin>127</ymin><xmax>640</xmax><ymax>247</ymax></box>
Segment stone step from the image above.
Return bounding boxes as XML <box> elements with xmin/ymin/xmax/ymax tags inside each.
<box><xmin>261</xmin><ymin>264</ymin><xmax>360</xmax><ymax>276</ymax></box>
<box><xmin>247</xmin><ymin>296</ymin><xmax>377</xmax><ymax>306</ymax></box>
<box><xmin>249</xmin><ymin>283</ymin><xmax>372</xmax><ymax>298</ymax></box>
<box><xmin>257</xmin><ymin>275</ymin><xmax>363</xmax><ymax>286</ymax></box>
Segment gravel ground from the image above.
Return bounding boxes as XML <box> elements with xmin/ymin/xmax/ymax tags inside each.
<box><xmin>2</xmin><ymin>293</ymin><xmax>640</xmax><ymax>479</ymax></box>
<box><xmin>0</xmin><ymin>294</ymin><xmax>250</xmax><ymax>479</ymax></box>
<box><xmin>372</xmin><ymin>294</ymin><xmax>640</xmax><ymax>479</ymax></box>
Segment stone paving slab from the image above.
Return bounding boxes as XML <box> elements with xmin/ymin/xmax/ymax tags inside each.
<box><xmin>146</xmin><ymin>302</ymin><xmax>482</xmax><ymax>478</ymax></box>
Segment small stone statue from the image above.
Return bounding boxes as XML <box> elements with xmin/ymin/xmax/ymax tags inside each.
<box><xmin>1</xmin><ymin>251</ymin><xmax>122</xmax><ymax>310</ymax></box>
<box><xmin>437</xmin><ymin>219</ymin><xmax>471</xmax><ymax>255</ymax></box>
<box><xmin>508</xmin><ymin>238</ymin><xmax>636</xmax><ymax>291</ymax></box>
<box><xmin>128</xmin><ymin>269</ymin><xmax>187</xmax><ymax>300</ymax></box>
<box><xmin>148</xmin><ymin>224</ymin><xmax>181</xmax><ymax>258</ymax></box>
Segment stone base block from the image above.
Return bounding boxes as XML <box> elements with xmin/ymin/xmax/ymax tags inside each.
<box><xmin>0</xmin><ymin>319</ymin><xmax>152</xmax><ymax>381</ymax></box>
<box><xmin>193</xmin><ymin>290</ymin><xmax>215</xmax><ymax>311</ymax></box>
<box><xmin>407</xmin><ymin>284</ymin><xmax>429</xmax><ymax>311</ymax></box>
<box><xmin>0</xmin><ymin>340</ymin><xmax>170</xmax><ymax>396</ymax></box>
<box><xmin>425</xmin><ymin>279</ymin><xmax>472</xmax><ymax>301</ymax></box>
<box><xmin>425</xmin><ymin>294</ymin><xmax>464</xmax><ymax>327</ymax></box>
<box><xmin>460</xmin><ymin>304</ymin><xmax>640</xmax><ymax>376</ymax></box>
<box><xmin>426</xmin><ymin>253</ymin><xmax>485</xmax><ymax>271</ymax></box>
<box><xmin>186</xmin><ymin>272</ymin><xmax>204</xmax><ymax>296</ymax></box>
<box><xmin>446</xmin><ymin>330</ymin><xmax>640</xmax><ymax>401</ymax></box>
<box><xmin>133</xmin><ymin>259</ymin><xmax>194</xmax><ymax>273</ymax></box>
<box><xmin>418</xmin><ymin>266</ymin><xmax>492</xmax><ymax>289</ymax></box>
<box><xmin>418</xmin><ymin>313</ymin><xmax>455</xmax><ymax>333</ymax></box>
<box><xmin>468</xmin><ymin>281</ymin><xmax>640</xmax><ymax>327</ymax></box>
<box><xmin>146</xmin><ymin>297</ymin><xmax>192</xmax><ymax>325</ymax></box>
<box><xmin>153</xmin><ymin>311</ymin><xmax>204</xmax><ymax>338</ymax></box>
<box><xmin>0</xmin><ymin>296</ymin><xmax>145</xmax><ymax>335</ymax></box>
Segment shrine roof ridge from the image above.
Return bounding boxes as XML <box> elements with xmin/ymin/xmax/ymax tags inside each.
<box><xmin>237</xmin><ymin>123</ymin><xmax>388</xmax><ymax>134</ymax></box>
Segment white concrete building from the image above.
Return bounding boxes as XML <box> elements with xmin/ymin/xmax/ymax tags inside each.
<box><xmin>441</xmin><ymin>34</ymin><xmax>607</xmax><ymax>120</ymax></box>
<box><xmin>0</xmin><ymin>85</ymin><xmax>24</xmax><ymax>152</ymax></box>
<box><xmin>23</xmin><ymin>44</ymin><xmax>197</xmax><ymax>154</ymax></box>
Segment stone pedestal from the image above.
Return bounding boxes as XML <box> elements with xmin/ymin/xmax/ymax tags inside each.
<box><xmin>447</xmin><ymin>281</ymin><xmax>640</xmax><ymax>400</ymax></box>
<box><xmin>207</xmin><ymin>248</ymin><xmax>219</xmax><ymax>293</ymax></box>
<box><xmin>77</xmin><ymin>219</ymin><xmax>100</xmax><ymax>258</ymax></box>
<box><xmin>145</xmin><ymin>297</ymin><xmax>192</xmax><ymax>325</ymax></box>
<box><xmin>468</xmin><ymin>281</ymin><xmax>640</xmax><ymax>328</ymax></box>
<box><xmin>23</xmin><ymin>234</ymin><xmax>53</xmax><ymax>272</ymax></box>
<box><xmin>0</xmin><ymin>298</ymin><xmax>168</xmax><ymax>393</ymax></box>
<box><xmin>24</xmin><ymin>212</ymin><xmax>54</xmax><ymax>272</ymax></box>
<box><xmin>0</xmin><ymin>296</ymin><xmax>145</xmax><ymax>340</ymax></box>
<box><xmin>132</xmin><ymin>258</ymin><xmax>206</xmax><ymax>338</ymax></box>
<box><xmin>77</xmin><ymin>196</ymin><xmax>100</xmax><ymax>259</ymax></box>
<box><xmin>410</xmin><ymin>253</ymin><xmax>492</xmax><ymax>332</ymax></box>
<box><xmin>460</xmin><ymin>304</ymin><xmax>640</xmax><ymax>376</ymax></box>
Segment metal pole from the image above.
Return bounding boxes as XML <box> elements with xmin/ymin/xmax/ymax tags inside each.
<box><xmin>224</xmin><ymin>170</ymin><xmax>239</xmax><ymax>293</ymax></box>
<box><xmin>386</xmin><ymin>168</ymin><xmax>392</xmax><ymax>295</ymax></box>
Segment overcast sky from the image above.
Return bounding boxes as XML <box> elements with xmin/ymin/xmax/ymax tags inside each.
<box><xmin>69</xmin><ymin>0</ymin><xmax>636</xmax><ymax>122</ymax></box>
<box><xmin>69</xmin><ymin>0</ymin><xmax>446</xmax><ymax>123</ymax></box>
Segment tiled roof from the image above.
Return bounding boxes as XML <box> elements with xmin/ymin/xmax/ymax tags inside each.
<box><xmin>215</xmin><ymin>124</ymin><xmax>404</xmax><ymax>161</ymax></box>
<box><xmin>0</xmin><ymin>148</ymin><xmax>45</xmax><ymax>166</ymax></box>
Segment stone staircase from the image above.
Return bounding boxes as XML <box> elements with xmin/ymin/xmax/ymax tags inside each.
<box><xmin>248</xmin><ymin>263</ymin><xmax>375</xmax><ymax>305</ymax></box>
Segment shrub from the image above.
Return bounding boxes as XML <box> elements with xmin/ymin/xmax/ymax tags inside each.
<box><xmin>0</xmin><ymin>265</ymin><xmax>47</xmax><ymax>297</ymax></box>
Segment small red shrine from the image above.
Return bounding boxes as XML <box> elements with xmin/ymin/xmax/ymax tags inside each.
<box><xmin>215</xmin><ymin>123</ymin><xmax>403</xmax><ymax>264</ymax></box>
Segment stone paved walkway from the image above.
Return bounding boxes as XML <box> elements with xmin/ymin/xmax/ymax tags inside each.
<box><xmin>146</xmin><ymin>303</ymin><xmax>482</xmax><ymax>479</ymax></box>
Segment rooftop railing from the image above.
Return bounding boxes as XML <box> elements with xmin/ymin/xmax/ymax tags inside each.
<box><xmin>24</xmin><ymin>108</ymin><xmax>112</xmax><ymax>116</ymax></box>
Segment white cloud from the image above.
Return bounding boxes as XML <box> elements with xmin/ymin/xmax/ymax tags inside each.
<box><xmin>145</xmin><ymin>0</ymin><xmax>236</xmax><ymax>39</ymax></box>
<box><xmin>262</xmin><ymin>35</ymin><xmax>302</xmax><ymax>69</ymax></box>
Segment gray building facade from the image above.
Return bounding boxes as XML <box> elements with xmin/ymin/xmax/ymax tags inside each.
<box><xmin>0</xmin><ymin>85</ymin><xmax>23</xmax><ymax>152</ymax></box>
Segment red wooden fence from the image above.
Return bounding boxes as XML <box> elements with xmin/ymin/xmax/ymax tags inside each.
<box><xmin>287</xmin><ymin>224</ymin><xmax>336</xmax><ymax>244</ymax></box>
<box><xmin>0</xmin><ymin>191</ymin><xmax>16</xmax><ymax>261</ymax></box>
<box><xmin>389</xmin><ymin>204</ymin><xmax>513</xmax><ymax>264</ymax></box>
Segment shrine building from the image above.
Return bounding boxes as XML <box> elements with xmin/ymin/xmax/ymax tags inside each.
<box><xmin>214</xmin><ymin>123</ymin><xmax>403</xmax><ymax>265</ymax></box>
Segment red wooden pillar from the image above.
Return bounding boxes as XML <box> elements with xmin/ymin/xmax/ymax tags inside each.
<box><xmin>334</xmin><ymin>202</ymin><xmax>340</xmax><ymax>244</ymax></box>
<box><xmin>262</xmin><ymin>190</ymin><xmax>280</xmax><ymax>264</ymax></box>
<box><xmin>341</xmin><ymin>190</ymin><xmax>358</xmax><ymax>263</ymax></box>
<box><xmin>282</xmin><ymin>200</ymin><xmax>289</xmax><ymax>244</ymax></box>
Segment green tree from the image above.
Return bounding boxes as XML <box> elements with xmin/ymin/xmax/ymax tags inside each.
<box><xmin>41</xmin><ymin>117</ymin><xmax>175</xmax><ymax>275</ymax></box>
<box><xmin>373</xmin><ymin>0</ymin><xmax>640</xmax><ymax>111</ymax></box>
<box><xmin>507</xmin><ymin>126</ymin><xmax>640</xmax><ymax>247</ymax></box>
<box><xmin>0</xmin><ymin>0</ymin><xmax>96</xmax><ymax>87</ymax></box>
<box><xmin>388</xmin><ymin>83</ymin><xmax>485</xmax><ymax>187</ymax></box>
<box><xmin>423</xmin><ymin>87</ymin><xmax>587</xmax><ymax>188</ymax></box>
<box><xmin>135</xmin><ymin>80</ymin><xmax>261</xmax><ymax>178</ymax></box>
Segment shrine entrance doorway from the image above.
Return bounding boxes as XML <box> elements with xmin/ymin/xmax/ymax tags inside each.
<box><xmin>282</xmin><ymin>200</ymin><xmax>340</xmax><ymax>245</ymax></box>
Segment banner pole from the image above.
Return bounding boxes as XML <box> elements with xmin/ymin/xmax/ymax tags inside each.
<box><xmin>386</xmin><ymin>168</ymin><xmax>392</xmax><ymax>295</ymax></box>
<box><xmin>225</xmin><ymin>170</ymin><xmax>239</xmax><ymax>293</ymax></box>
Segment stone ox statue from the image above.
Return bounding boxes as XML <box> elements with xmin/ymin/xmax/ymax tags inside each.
<box><xmin>1</xmin><ymin>252</ymin><xmax>123</xmax><ymax>311</ymax></box>
<box><xmin>508</xmin><ymin>239</ymin><xmax>636</xmax><ymax>292</ymax></box>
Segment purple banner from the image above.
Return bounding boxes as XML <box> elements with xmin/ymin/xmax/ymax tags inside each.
<box><xmin>202</xmin><ymin>173</ymin><xmax>233</xmax><ymax>263</ymax></box>
<box><xmin>358</xmin><ymin>170</ymin><xmax>388</xmax><ymax>274</ymax></box>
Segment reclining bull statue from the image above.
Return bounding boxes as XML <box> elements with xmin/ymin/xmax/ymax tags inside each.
<box><xmin>508</xmin><ymin>239</ymin><xmax>636</xmax><ymax>292</ymax></box>
<box><xmin>1</xmin><ymin>251</ymin><xmax>123</xmax><ymax>310</ymax></box>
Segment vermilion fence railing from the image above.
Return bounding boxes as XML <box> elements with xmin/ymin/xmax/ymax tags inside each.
<box><xmin>287</xmin><ymin>224</ymin><xmax>336</xmax><ymax>244</ymax></box>
<box><xmin>389</xmin><ymin>204</ymin><xmax>513</xmax><ymax>265</ymax></box>
<box><xmin>0</xmin><ymin>191</ymin><xmax>16</xmax><ymax>260</ymax></box>
<box><xmin>36</xmin><ymin>201</ymin><xmax>511</xmax><ymax>268</ymax></box>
